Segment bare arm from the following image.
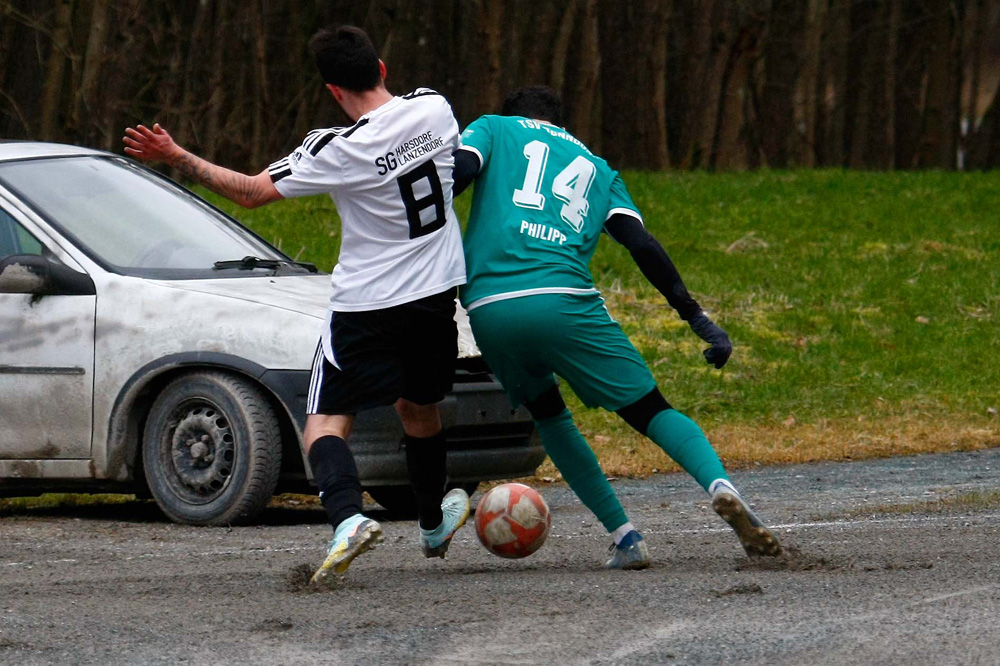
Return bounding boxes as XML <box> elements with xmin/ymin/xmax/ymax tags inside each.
<box><xmin>123</xmin><ymin>123</ymin><xmax>282</xmax><ymax>209</ymax></box>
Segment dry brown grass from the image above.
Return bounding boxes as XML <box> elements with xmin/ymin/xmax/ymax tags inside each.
<box><xmin>533</xmin><ymin>415</ymin><xmax>1000</xmax><ymax>481</ymax></box>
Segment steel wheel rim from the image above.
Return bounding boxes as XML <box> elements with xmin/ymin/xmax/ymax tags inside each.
<box><xmin>160</xmin><ymin>398</ymin><xmax>238</xmax><ymax>505</ymax></box>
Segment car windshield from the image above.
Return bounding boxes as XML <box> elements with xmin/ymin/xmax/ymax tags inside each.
<box><xmin>0</xmin><ymin>155</ymin><xmax>285</xmax><ymax>276</ymax></box>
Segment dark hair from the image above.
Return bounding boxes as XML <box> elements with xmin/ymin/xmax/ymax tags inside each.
<box><xmin>500</xmin><ymin>86</ymin><xmax>562</xmax><ymax>125</ymax></box>
<box><xmin>309</xmin><ymin>26</ymin><xmax>381</xmax><ymax>91</ymax></box>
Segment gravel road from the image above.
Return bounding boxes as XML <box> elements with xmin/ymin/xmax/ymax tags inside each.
<box><xmin>2</xmin><ymin>447</ymin><xmax>999</xmax><ymax>665</ymax></box>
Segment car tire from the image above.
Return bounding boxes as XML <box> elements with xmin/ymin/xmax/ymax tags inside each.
<box><xmin>142</xmin><ymin>371</ymin><xmax>281</xmax><ymax>526</ymax></box>
<box><xmin>368</xmin><ymin>482</ymin><xmax>480</xmax><ymax>518</ymax></box>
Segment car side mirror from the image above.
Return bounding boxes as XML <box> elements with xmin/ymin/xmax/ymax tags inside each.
<box><xmin>0</xmin><ymin>254</ymin><xmax>50</xmax><ymax>294</ymax></box>
<box><xmin>0</xmin><ymin>254</ymin><xmax>95</xmax><ymax>296</ymax></box>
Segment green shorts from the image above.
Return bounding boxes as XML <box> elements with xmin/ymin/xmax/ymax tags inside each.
<box><xmin>467</xmin><ymin>292</ymin><xmax>657</xmax><ymax>411</ymax></box>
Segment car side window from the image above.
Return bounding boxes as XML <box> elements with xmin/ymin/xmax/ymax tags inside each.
<box><xmin>0</xmin><ymin>207</ymin><xmax>44</xmax><ymax>258</ymax></box>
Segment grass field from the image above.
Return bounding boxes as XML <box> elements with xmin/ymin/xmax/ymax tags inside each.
<box><xmin>200</xmin><ymin>170</ymin><xmax>999</xmax><ymax>478</ymax></box>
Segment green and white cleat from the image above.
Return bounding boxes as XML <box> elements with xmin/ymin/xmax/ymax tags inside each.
<box><xmin>310</xmin><ymin>515</ymin><xmax>383</xmax><ymax>586</ymax></box>
<box><xmin>604</xmin><ymin>530</ymin><xmax>651</xmax><ymax>570</ymax></box>
<box><xmin>710</xmin><ymin>480</ymin><xmax>782</xmax><ymax>557</ymax></box>
<box><xmin>420</xmin><ymin>488</ymin><xmax>471</xmax><ymax>558</ymax></box>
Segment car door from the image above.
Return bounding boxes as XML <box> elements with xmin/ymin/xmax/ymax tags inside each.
<box><xmin>0</xmin><ymin>207</ymin><xmax>96</xmax><ymax>459</ymax></box>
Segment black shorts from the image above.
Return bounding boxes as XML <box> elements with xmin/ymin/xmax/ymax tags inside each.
<box><xmin>306</xmin><ymin>288</ymin><xmax>458</xmax><ymax>415</ymax></box>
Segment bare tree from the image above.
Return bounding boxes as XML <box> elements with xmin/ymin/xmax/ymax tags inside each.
<box><xmin>710</xmin><ymin>2</ymin><xmax>767</xmax><ymax>170</ymax></box>
<box><xmin>918</xmin><ymin>0</ymin><xmax>962</xmax><ymax>168</ymax></box>
<box><xmin>599</xmin><ymin>0</ymin><xmax>671</xmax><ymax>169</ymax></box>
<box><xmin>70</xmin><ymin>0</ymin><xmax>111</xmax><ymax>139</ymax></box>
<box><xmin>845</xmin><ymin>0</ymin><xmax>893</xmax><ymax>169</ymax></box>
<box><xmin>39</xmin><ymin>0</ymin><xmax>75</xmax><ymax>141</ymax></box>
<box><xmin>761</xmin><ymin>0</ymin><xmax>806</xmax><ymax>167</ymax></box>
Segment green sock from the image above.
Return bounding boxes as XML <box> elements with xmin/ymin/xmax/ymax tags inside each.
<box><xmin>535</xmin><ymin>409</ymin><xmax>628</xmax><ymax>533</ymax></box>
<box><xmin>646</xmin><ymin>409</ymin><xmax>728</xmax><ymax>492</ymax></box>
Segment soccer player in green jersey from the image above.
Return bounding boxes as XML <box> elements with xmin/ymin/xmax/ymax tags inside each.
<box><xmin>453</xmin><ymin>86</ymin><xmax>782</xmax><ymax>568</ymax></box>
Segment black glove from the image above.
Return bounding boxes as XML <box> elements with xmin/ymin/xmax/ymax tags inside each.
<box><xmin>687</xmin><ymin>312</ymin><xmax>732</xmax><ymax>369</ymax></box>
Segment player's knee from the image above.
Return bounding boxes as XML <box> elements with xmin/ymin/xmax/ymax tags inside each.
<box><xmin>616</xmin><ymin>389</ymin><xmax>672</xmax><ymax>435</ymax></box>
<box><xmin>524</xmin><ymin>385</ymin><xmax>567</xmax><ymax>421</ymax></box>
<box><xmin>395</xmin><ymin>399</ymin><xmax>442</xmax><ymax>437</ymax></box>
<box><xmin>305</xmin><ymin>413</ymin><xmax>354</xmax><ymax>449</ymax></box>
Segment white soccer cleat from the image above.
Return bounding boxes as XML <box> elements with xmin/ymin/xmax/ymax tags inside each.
<box><xmin>710</xmin><ymin>481</ymin><xmax>782</xmax><ymax>557</ymax></box>
<box><xmin>604</xmin><ymin>530</ymin><xmax>651</xmax><ymax>570</ymax></box>
<box><xmin>310</xmin><ymin>515</ymin><xmax>383</xmax><ymax>586</ymax></box>
<box><xmin>420</xmin><ymin>488</ymin><xmax>471</xmax><ymax>558</ymax></box>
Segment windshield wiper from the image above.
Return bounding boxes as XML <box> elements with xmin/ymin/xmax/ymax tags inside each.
<box><xmin>213</xmin><ymin>256</ymin><xmax>318</xmax><ymax>273</ymax></box>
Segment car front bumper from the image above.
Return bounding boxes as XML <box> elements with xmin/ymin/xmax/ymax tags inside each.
<box><xmin>261</xmin><ymin>368</ymin><xmax>545</xmax><ymax>488</ymax></box>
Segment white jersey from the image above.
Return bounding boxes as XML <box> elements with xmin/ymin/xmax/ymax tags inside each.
<box><xmin>268</xmin><ymin>88</ymin><xmax>466</xmax><ymax>314</ymax></box>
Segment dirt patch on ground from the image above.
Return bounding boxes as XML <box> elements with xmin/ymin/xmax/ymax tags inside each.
<box><xmin>735</xmin><ymin>544</ymin><xmax>850</xmax><ymax>573</ymax></box>
<box><xmin>286</xmin><ymin>562</ymin><xmax>322</xmax><ymax>594</ymax></box>
<box><xmin>710</xmin><ymin>581</ymin><xmax>764</xmax><ymax>597</ymax></box>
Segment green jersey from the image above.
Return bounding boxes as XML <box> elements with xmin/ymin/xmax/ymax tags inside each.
<box><xmin>458</xmin><ymin>115</ymin><xmax>642</xmax><ymax>310</ymax></box>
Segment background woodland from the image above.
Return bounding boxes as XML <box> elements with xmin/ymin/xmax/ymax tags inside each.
<box><xmin>1</xmin><ymin>0</ymin><xmax>999</xmax><ymax>171</ymax></box>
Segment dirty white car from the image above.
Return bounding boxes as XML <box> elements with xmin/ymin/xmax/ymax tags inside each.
<box><xmin>0</xmin><ymin>142</ymin><xmax>543</xmax><ymax>525</ymax></box>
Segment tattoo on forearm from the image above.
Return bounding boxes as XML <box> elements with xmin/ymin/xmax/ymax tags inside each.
<box><xmin>170</xmin><ymin>151</ymin><xmax>265</xmax><ymax>207</ymax></box>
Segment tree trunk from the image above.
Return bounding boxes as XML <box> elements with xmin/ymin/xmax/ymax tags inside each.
<box><xmin>567</xmin><ymin>0</ymin><xmax>601</xmax><ymax>144</ymax></box>
<box><xmin>795</xmin><ymin>0</ymin><xmax>826</xmax><ymax>165</ymax></box>
<box><xmin>520</xmin><ymin>0</ymin><xmax>560</xmax><ymax>88</ymax></box>
<box><xmin>760</xmin><ymin>0</ymin><xmax>805</xmax><ymax>167</ymax></box>
<box><xmin>549</xmin><ymin>0</ymin><xmax>580</xmax><ymax>94</ymax></box>
<box><xmin>845</xmin><ymin>0</ymin><xmax>893</xmax><ymax>169</ymax></box>
<box><xmin>174</xmin><ymin>0</ymin><xmax>212</xmax><ymax>151</ymax></box>
<box><xmin>894</xmin><ymin>0</ymin><xmax>929</xmax><ymax>168</ymax></box>
<box><xmin>965</xmin><ymin>0</ymin><xmax>983</xmax><ymax>132</ymax></box>
<box><xmin>250</xmin><ymin>0</ymin><xmax>269</xmax><ymax>166</ymax></box>
<box><xmin>964</xmin><ymin>0</ymin><xmax>1000</xmax><ymax>167</ymax></box>
<box><xmin>816</xmin><ymin>0</ymin><xmax>850</xmax><ymax>166</ymax></box>
<box><xmin>710</xmin><ymin>5</ymin><xmax>766</xmax><ymax>170</ymax></box>
<box><xmin>647</xmin><ymin>0</ymin><xmax>671</xmax><ymax>169</ymax></box>
<box><xmin>968</xmin><ymin>85</ymin><xmax>1000</xmax><ymax>167</ymax></box>
<box><xmin>0</xmin><ymin>1</ymin><xmax>18</xmax><ymax>95</ymax></box>
<box><xmin>71</xmin><ymin>0</ymin><xmax>111</xmax><ymax>137</ymax></box>
<box><xmin>39</xmin><ymin>0</ymin><xmax>75</xmax><ymax>142</ymax></box>
<box><xmin>918</xmin><ymin>0</ymin><xmax>961</xmax><ymax>168</ymax></box>
<box><xmin>599</xmin><ymin>0</ymin><xmax>670</xmax><ymax>169</ymax></box>
<box><xmin>471</xmin><ymin>0</ymin><xmax>504</xmax><ymax>118</ymax></box>
<box><xmin>204</xmin><ymin>0</ymin><xmax>229</xmax><ymax>163</ymax></box>
<box><xmin>670</xmin><ymin>0</ymin><xmax>717</xmax><ymax>168</ymax></box>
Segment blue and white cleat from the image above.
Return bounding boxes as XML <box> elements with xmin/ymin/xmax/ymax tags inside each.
<box><xmin>420</xmin><ymin>488</ymin><xmax>471</xmax><ymax>558</ymax></box>
<box><xmin>605</xmin><ymin>530</ymin><xmax>650</xmax><ymax>570</ymax></box>
<box><xmin>710</xmin><ymin>481</ymin><xmax>782</xmax><ymax>557</ymax></box>
<box><xmin>310</xmin><ymin>514</ymin><xmax>383</xmax><ymax>586</ymax></box>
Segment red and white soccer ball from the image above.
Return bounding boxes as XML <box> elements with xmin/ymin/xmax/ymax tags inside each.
<box><xmin>474</xmin><ymin>483</ymin><xmax>551</xmax><ymax>559</ymax></box>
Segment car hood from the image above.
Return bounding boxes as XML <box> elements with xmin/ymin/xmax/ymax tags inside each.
<box><xmin>150</xmin><ymin>274</ymin><xmax>331</xmax><ymax>320</ymax></box>
<box><xmin>150</xmin><ymin>273</ymin><xmax>482</xmax><ymax>357</ymax></box>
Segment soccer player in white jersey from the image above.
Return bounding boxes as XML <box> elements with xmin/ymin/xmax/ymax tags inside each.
<box><xmin>124</xmin><ymin>26</ymin><xmax>471</xmax><ymax>585</ymax></box>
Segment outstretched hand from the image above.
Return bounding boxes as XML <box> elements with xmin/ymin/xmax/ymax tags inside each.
<box><xmin>687</xmin><ymin>312</ymin><xmax>733</xmax><ymax>369</ymax></box>
<box><xmin>123</xmin><ymin>123</ymin><xmax>181</xmax><ymax>163</ymax></box>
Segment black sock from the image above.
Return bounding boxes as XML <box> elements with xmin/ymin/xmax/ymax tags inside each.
<box><xmin>404</xmin><ymin>431</ymin><xmax>447</xmax><ymax>530</ymax></box>
<box><xmin>308</xmin><ymin>435</ymin><xmax>363</xmax><ymax>531</ymax></box>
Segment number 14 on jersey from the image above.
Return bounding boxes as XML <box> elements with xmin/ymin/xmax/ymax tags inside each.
<box><xmin>512</xmin><ymin>137</ymin><xmax>596</xmax><ymax>234</ymax></box>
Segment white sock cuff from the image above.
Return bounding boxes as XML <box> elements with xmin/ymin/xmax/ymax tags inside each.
<box><xmin>611</xmin><ymin>522</ymin><xmax>636</xmax><ymax>545</ymax></box>
<box><xmin>708</xmin><ymin>478</ymin><xmax>739</xmax><ymax>497</ymax></box>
